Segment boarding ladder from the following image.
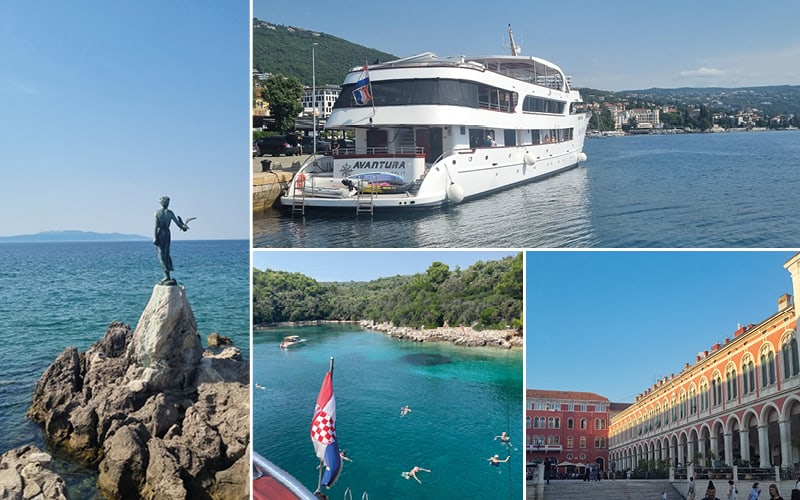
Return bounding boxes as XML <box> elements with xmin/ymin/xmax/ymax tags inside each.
<box><xmin>290</xmin><ymin>176</ymin><xmax>305</xmax><ymax>215</ymax></box>
<box><xmin>355</xmin><ymin>178</ymin><xmax>374</xmax><ymax>216</ymax></box>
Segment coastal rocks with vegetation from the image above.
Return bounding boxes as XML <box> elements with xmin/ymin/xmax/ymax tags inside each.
<box><xmin>27</xmin><ymin>285</ymin><xmax>249</xmax><ymax>500</ymax></box>
<box><xmin>361</xmin><ymin>320</ymin><xmax>522</xmax><ymax>348</ymax></box>
<box><xmin>0</xmin><ymin>445</ymin><xmax>68</xmax><ymax>500</ymax></box>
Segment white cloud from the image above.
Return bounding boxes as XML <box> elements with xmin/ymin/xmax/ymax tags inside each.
<box><xmin>679</xmin><ymin>67</ymin><xmax>726</xmax><ymax>78</ymax></box>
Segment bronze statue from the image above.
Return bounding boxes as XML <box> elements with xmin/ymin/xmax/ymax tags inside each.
<box><xmin>154</xmin><ymin>196</ymin><xmax>193</xmax><ymax>284</ymax></box>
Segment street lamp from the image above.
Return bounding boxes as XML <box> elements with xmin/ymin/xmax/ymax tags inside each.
<box><xmin>312</xmin><ymin>42</ymin><xmax>319</xmax><ymax>156</ymax></box>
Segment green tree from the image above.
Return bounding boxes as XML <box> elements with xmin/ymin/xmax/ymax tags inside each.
<box><xmin>697</xmin><ymin>105</ymin><xmax>713</xmax><ymax>131</ymax></box>
<box><xmin>264</xmin><ymin>73</ymin><xmax>304</xmax><ymax>133</ymax></box>
<box><xmin>600</xmin><ymin>108</ymin><xmax>616</xmax><ymax>131</ymax></box>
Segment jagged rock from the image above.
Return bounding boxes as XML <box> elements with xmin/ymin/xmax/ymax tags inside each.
<box><xmin>207</xmin><ymin>332</ymin><xmax>233</xmax><ymax>347</ymax></box>
<box><xmin>360</xmin><ymin>320</ymin><xmax>522</xmax><ymax>348</ymax></box>
<box><xmin>0</xmin><ymin>445</ymin><xmax>68</xmax><ymax>500</ymax></box>
<box><xmin>27</xmin><ymin>284</ymin><xmax>249</xmax><ymax>499</ymax></box>
<box><xmin>126</xmin><ymin>285</ymin><xmax>203</xmax><ymax>394</ymax></box>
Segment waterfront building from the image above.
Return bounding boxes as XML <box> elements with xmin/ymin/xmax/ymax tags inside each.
<box><xmin>608</xmin><ymin>254</ymin><xmax>800</xmax><ymax>472</ymax></box>
<box><xmin>302</xmin><ymin>84</ymin><xmax>340</xmax><ymax>119</ymax></box>
<box><xmin>526</xmin><ymin>389</ymin><xmax>613</xmax><ymax>476</ymax></box>
<box><xmin>626</xmin><ymin>107</ymin><xmax>661</xmax><ymax>129</ymax></box>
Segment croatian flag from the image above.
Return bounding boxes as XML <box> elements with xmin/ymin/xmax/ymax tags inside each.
<box><xmin>352</xmin><ymin>64</ymin><xmax>372</xmax><ymax>105</ymax></box>
<box><xmin>310</xmin><ymin>369</ymin><xmax>342</xmax><ymax>488</ymax></box>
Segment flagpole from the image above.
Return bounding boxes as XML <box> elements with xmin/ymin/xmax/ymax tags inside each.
<box><xmin>367</xmin><ymin>60</ymin><xmax>376</xmax><ymax>119</ymax></box>
<box><xmin>314</xmin><ymin>357</ymin><xmax>335</xmax><ymax>494</ymax></box>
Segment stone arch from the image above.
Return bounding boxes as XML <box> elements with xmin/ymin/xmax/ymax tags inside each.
<box><xmin>761</xmin><ymin>403</ymin><xmax>782</xmax><ymax>466</ymax></box>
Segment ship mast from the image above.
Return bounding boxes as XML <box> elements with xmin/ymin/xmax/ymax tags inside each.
<box><xmin>508</xmin><ymin>24</ymin><xmax>521</xmax><ymax>56</ymax></box>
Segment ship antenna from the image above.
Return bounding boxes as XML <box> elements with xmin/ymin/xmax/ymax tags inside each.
<box><xmin>508</xmin><ymin>24</ymin><xmax>521</xmax><ymax>56</ymax></box>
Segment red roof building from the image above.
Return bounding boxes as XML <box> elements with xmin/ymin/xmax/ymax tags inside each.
<box><xmin>526</xmin><ymin>389</ymin><xmax>616</xmax><ymax>477</ymax></box>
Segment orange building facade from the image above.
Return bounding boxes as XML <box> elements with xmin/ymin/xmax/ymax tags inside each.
<box><xmin>609</xmin><ymin>254</ymin><xmax>800</xmax><ymax>472</ymax></box>
<box><xmin>526</xmin><ymin>389</ymin><xmax>611</xmax><ymax>476</ymax></box>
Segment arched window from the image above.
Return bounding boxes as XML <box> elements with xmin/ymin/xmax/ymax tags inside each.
<box><xmin>568</xmin><ymin>418</ymin><xmax>574</xmax><ymax>429</ymax></box>
<box><xmin>689</xmin><ymin>387</ymin><xmax>697</xmax><ymax>415</ymax></box>
<box><xmin>679</xmin><ymin>391</ymin><xmax>687</xmax><ymax>419</ymax></box>
<box><xmin>671</xmin><ymin>396</ymin><xmax>677</xmax><ymax>421</ymax></box>
<box><xmin>526</xmin><ymin>416</ymin><xmax>531</xmax><ymax>428</ymax></box>
<box><xmin>580</xmin><ymin>436</ymin><xmax>586</xmax><ymax>448</ymax></box>
<box><xmin>712</xmin><ymin>373</ymin><xmax>723</xmax><ymax>406</ymax></box>
<box><xmin>699</xmin><ymin>379</ymin><xmax>709</xmax><ymax>411</ymax></box>
<box><xmin>726</xmin><ymin>364</ymin><xmax>738</xmax><ymax>400</ymax></box>
<box><xmin>782</xmin><ymin>336</ymin><xmax>800</xmax><ymax>379</ymax></box>
<box><xmin>555</xmin><ymin>417</ymin><xmax>560</xmax><ymax>429</ymax></box>
<box><xmin>761</xmin><ymin>348</ymin><xmax>776</xmax><ymax>386</ymax></box>
<box><xmin>567</xmin><ymin>436</ymin><xmax>574</xmax><ymax>448</ymax></box>
<box><xmin>548</xmin><ymin>417</ymin><xmax>555</xmax><ymax>429</ymax></box>
<box><xmin>742</xmin><ymin>355</ymin><xmax>756</xmax><ymax>394</ymax></box>
<box><xmin>580</xmin><ymin>418</ymin><xmax>587</xmax><ymax>430</ymax></box>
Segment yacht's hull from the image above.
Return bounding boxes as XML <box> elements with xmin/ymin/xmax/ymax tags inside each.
<box><xmin>279</xmin><ymin>143</ymin><xmax>585</xmax><ymax>211</ymax></box>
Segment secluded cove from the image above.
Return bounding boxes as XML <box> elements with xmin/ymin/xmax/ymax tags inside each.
<box><xmin>253</xmin><ymin>323</ymin><xmax>523</xmax><ymax>499</ymax></box>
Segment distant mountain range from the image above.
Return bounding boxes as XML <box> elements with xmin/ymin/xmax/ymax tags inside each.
<box><xmin>0</xmin><ymin>231</ymin><xmax>149</xmax><ymax>243</ymax></box>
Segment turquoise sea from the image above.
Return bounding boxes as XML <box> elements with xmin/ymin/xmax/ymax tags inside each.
<box><xmin>0</xmin><ymin>239</ymin><xmax>249</xmax><ymax>497</ymax></box>
<box><xmin>253</xmin><ymin>324</ymin><xmax>523</xmax><ymax>499</ymax></box>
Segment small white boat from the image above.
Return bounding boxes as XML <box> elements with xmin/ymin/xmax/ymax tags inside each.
<box><xmin>279</xmin><ymin>335</ymin><xmax>307</xmax><ymax>349</ymax></box>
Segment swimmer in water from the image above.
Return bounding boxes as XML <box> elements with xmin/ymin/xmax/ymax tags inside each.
<box><xmin>400</xmin><ymin>405</ymin><xmax>412</xmax><ymax>417</ymax></box>
<box><xmin>402</xmin><ymin>466</ymin><xmax>430</xmax><ymax>484</ymax></box>
<box><xmin>488</xmin><ymin>454</ymin><xmax>510</xmax><ymax>466</ymax></box>
<box><xmin>494</xmin><ymin>431</ymin><xmax>511</xmax><ymax>446</ymax></box>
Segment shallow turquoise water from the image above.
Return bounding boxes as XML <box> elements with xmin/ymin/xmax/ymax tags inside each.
<box><xmin>253</xmin><ymin>324</ymin><xmax>523</xmax><ymax>499</ymax></box>
<box><xmin>0</xmin><ymin>239</ymin><xmax>249</xmax><ymax>497</ymax></box>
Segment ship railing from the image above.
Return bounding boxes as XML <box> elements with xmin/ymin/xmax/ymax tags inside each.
<box><xmin>332</xmin><ymin>147</ymin><xmax>425</xmax><ymax>158</ymax></box>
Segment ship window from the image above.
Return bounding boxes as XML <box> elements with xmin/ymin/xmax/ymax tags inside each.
<box><xmin>366</xmin><ymin>129</ymin><xmax>388</xmax><ymax>149</ymax></box>
<box><xmin>334</xmin><ymin>78</ymin><xmax>513</xmax><ymax>112</ymax></box>
<box><xmin>522</xmin><ymin>95</ymin><xmax>566</xmax><ymax>115</ymax></box>
<box><xmin>504</xmin><ymin>129</ymin><xmax>516</xmax><ymax>146</ymax></box>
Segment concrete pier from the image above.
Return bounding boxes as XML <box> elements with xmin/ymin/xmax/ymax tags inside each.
<box><xmin>251</xmin><ymin>155</ymin><xmax>306</xmax><ymax>212</ymax></box>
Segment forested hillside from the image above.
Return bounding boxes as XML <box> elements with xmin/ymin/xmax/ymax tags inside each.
<box><xmin>253</xmin><ymin>253</ymin><xmax>523</xmax><ymax>330</ymax></box>
<box><xmin>253</xmin><ymin>19</ymin><xmax>398</xmax><ymax>86</ymax></box>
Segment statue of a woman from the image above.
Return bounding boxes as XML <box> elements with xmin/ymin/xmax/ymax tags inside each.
<box><xmin>154</xmin><ymin>196</ymin><xmax>189</xmax><ymax>284</ymax></box>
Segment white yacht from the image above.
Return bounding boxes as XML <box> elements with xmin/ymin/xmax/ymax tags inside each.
<box><xmin>281</xmin><ymin>26</ymin><xmax>589</xmax><ymax>214</ymax></box>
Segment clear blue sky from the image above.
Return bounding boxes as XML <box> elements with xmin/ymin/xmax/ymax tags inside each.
<box><xmin>526</xmin><ymin>251</ymin><xmax>798</xmax><ymax>403</ymax></box>
<box><xmin>252</xmin><ymin>250</ymin><xmax>519</xmax><ymax>282</ymax></box>
<box><xmin>0</xmin><ymin>2</ymin><xmax>250</xmax><ymax>240</ymax></box>
<box><xmin>256</xmin><ymin>0</ymin><xmax>800</xmax><ymax>90</ymax></box>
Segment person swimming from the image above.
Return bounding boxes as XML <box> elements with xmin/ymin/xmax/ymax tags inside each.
<box><xmin>400</xmin><ymin>405</ymin><xmax>412</xmax><ymax>417</ymax></box>
<box><xmin>488</xmin><ymin>454</ymin><xmax>510</xmax><ymax>467</ymax></box>
<box><xmin>494</xmin><ymin>431</ymin><xmax>511</xmax><ymax>446</ymax></box>
<box><xmin>402</xmin><ymin>466</ymin><xmax>430</xmax><ymax>484</ymax></box>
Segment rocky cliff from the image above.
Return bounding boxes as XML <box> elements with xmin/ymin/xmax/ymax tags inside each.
<box><xmin>26</xmin><ymin>284</ymin><xmax>249</xmax><ymax>500</ymax></box>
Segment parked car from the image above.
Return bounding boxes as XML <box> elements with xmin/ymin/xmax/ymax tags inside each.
<box><xmin>255</xmin><ymin>135</ymin><xmax>302</xmax><ymax>156</ymax></box>
<box><xmin>300</xmin><ymin>136</ymin><xmax>331</xmax><ymax>153</ymax></box>
<box><xmin>331</xmin><ymin>138</ymin><xmax>355</xmax><ymax>151</ymax></box>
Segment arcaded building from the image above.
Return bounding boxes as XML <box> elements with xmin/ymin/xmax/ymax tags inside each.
<box><xmin>526</xmin><ymin>389</ymin><xmax>612</xmax><ymax>472</ymax></box>
<box><xmin>609</xmin><ymin>254</ymin><xmax>800</xmax><ymax>472</ymax></box>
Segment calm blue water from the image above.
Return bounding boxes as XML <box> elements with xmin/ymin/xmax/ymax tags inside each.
<box><xmin>253</xmin><ymin>324</ymin><xmax>523</xmax><ymax>499</ymax></box>
<box><xmin>0</xmin><ymin>239</ymin><xmax>249</xmax><ymax>497</ymax></box>
<box><xmin>253</xmin><ymin>130</ymin><xmax>800</xmax><ymax>247</ymax></box>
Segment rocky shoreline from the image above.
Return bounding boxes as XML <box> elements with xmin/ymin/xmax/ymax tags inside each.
<box><xmin>360</xmin><ymin>320</ymin><xmax>522</xmax><ymax>348</ymax></box>
<box><xmin>20</xmin><ymin>284</ymin><xmax>249</xmax><ymax>500</ymax></box>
